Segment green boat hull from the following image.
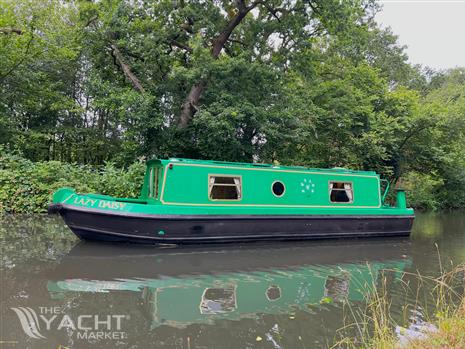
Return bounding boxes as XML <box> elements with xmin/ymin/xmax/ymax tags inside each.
<box><xmin>49</xmin><ymin>158</ymin><xmax>414</xmax><ymax>244</ymax></box>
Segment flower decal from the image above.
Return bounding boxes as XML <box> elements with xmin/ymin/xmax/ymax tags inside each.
<box><xmin>300</xmin><ymin>178</ymin><xmax>315</xmax><ymax>194</ymax></box>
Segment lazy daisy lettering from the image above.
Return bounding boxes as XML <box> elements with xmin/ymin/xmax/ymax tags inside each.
<box><xmin>73</xmin><ymin>197</ymin><xmax>127</xmax><ymax>210</ymax></box>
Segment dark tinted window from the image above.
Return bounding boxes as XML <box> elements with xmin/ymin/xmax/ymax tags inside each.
<box><xmin>329</xmin><ymin>182</ymin><xmax>353</xmax><ymax>203</ymax></box>
<box><xmin>272</xmin><ymin>181</ymin><xmax>285</xmax><ymax>197</ymax></box>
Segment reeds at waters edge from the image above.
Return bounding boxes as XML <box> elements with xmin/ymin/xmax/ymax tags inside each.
<box><xmin>331</xmin><ymin>244</ymin><xmax>465</xmax><ymax>349</ymax></box>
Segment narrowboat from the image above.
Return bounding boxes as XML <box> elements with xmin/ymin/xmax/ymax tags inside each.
<box><xmin>48</xmin><ymin>158</ymin><xmax>414</xmax><ymax>244</ymax></box>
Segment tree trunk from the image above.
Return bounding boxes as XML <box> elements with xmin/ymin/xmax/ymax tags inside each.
<box><xmin>177</xmin><ymin>0</ymin><xmax>258</xmax><ymax>128</ymax></box>
<box><xmin>110</xmin><ymin>44</ymin><xmax>145</xmax><ymax>93</ymax></box>
<box><xmin>179</xmin><ymin>81</ymin><xmax>206</xmax><ymax>128</ymax></box>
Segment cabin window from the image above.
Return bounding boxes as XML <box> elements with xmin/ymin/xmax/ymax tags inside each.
<box><xmin>209</xmin><ymin>175</ymin><xmax>242</xmax><ymax>201</ymax></box>
<box><xmin>272</xmin><ymin>181</ymin><xmax>285</xmax><ymax>197</ymax></box>
<box><xmin>149</xmin><ymin>167</ymin><xmax>159</xmax><ymax>198</ymax></box>
<box><xmin>329</xmin><ymin>182</ymin><xmax>353</xmax><ymax>203</ymax></box>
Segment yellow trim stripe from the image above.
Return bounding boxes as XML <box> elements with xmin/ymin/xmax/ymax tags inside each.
<box><xmin>160</xmin><ymin>164</ymin><xmax>169</xmax><ymax>200</ymax></box>
<box><xmin>161</xmin><ymin>202</ymin><xmax>380</xmax><ymax>208</ymax></box>
<box><xmin>63</xmin><ymin>193</ymin><xmax>76</xmax><ymax>204</ymax></box>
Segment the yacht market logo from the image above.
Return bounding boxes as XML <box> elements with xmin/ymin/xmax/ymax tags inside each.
<box><xmin>11</xmin><ymin>307</ymin><xmax>45</xmax><ymax>339</ymax></box>
<box><xmin>11</xmin><ymin>306</ymin><xmax>127</xmax><ymax>340</ymax></box>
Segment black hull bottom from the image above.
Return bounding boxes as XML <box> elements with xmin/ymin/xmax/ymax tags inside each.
<box><xmin>51</xmin><ymin>205</ymin><xmax>414</xmax><ymax>244</ymax></box>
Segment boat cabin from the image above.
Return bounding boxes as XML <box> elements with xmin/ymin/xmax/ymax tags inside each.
<box><xmin>141</xmin><ymin>158</ymin><xmax>387</xmax><ymax>209</ymax></box>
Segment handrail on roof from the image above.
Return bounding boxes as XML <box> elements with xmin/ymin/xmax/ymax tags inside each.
<box><xmin>148</xmin><ymin>158</ymin><xmax>377</xmax><ymax>175</ymax></box>
<box><xmin>380</xmin><ymin>179</ymin><xmax>390</xmax><ymax>204</ymax></box>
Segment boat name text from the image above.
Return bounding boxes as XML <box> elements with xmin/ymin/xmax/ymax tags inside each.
<box><xmin>73</xmin><ymin>197</ymin><xmax>127</xmax><ymax>210</ymax></box>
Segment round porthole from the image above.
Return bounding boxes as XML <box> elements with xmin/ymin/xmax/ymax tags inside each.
<box><xmin>272</xmin><ymin>181</ymin><xmax>285</xmax><ymax>197</ymax></box>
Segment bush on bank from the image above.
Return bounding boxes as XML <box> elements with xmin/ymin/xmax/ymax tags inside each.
<box><xmin>403</xmin><ymin>172</ymin><xmax>445</xmax><ymax>210</ymax></box>
<box><xmin>0</xmin><ymin>149</ymin><xmax>458</xmax><ymax>213</ymax></box>
<box><xmin>0</xmin><ymin>150</ymin><xmax>145</xmax><ymax>213</ymax></box>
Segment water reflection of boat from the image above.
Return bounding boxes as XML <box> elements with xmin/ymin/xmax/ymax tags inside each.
<box><xmin>48</xmin><ymin>240</ymin><xmax>411</xmax><ymax>328</ymax></box>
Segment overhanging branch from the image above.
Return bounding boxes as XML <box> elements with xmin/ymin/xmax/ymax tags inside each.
<box><xmin>110</xmin><ymin>44</ymin><xmax>145</xmax><ymax>93</ymax></box>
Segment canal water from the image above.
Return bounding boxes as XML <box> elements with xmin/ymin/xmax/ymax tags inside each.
<box><xmin>1</xmin><ymin>212</ymin><xmax>464</xmax><ymax>348</ymax></box>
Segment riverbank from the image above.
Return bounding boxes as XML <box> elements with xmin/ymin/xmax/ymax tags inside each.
<box><xmin>335</xmin><ymin>263</ymin><xmax>465</xmax><ymax>348</ymax></box>
<box><xmin>402</xmin><ymin>316</ymin><xmax>465</xmax><ymax>348</ymax></box>
<box><xmin>358</xmin><ymin>314</ymin><xmax>465</xmax><ymax>348</ymax></box>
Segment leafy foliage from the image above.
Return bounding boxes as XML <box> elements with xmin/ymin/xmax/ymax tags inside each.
<box><xmin>403</xmin><ymin>172</ymin><xmax>444</xmax><ymax>210</ymax></box>
<box><xmin>0</xmin><ymin>149</ymin><xmax>144</xmax><ymax>213</ymax></box>
<box><xmin>0</xmin><ymin>0</ymin><xmax>464</xmax><ymax>210</ymax></box>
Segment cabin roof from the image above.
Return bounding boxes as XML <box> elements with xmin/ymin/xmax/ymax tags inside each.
<box><xmin>146</xmin><ymin>158</ymin><xmax>378</xmax><ymax>176</ymax></box>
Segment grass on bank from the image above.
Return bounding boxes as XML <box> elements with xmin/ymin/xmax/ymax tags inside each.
<box><xmin>333</xmin><ymin>257</ymin><xmax>465</xmax><ymax>349</ymax></box>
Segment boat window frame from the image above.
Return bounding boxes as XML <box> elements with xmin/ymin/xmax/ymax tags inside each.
<box><xmin>148</xmin><ymin>167</ymin><xmax>160</xmax><ymax>199</ymax></box>
<box><xmin>208</xmin><ymin>174</ymin><xmax>242</xmax><ymax>201</ymax></box>
<box><xmin>271</xmin><ymin>180</ymin><xmax>286</xmax><ymax>197</ymax></box>
<box><xmin>328</xmin><ymin>180</ymin><xmax>354</xmax><ymax>204</ymax></box>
